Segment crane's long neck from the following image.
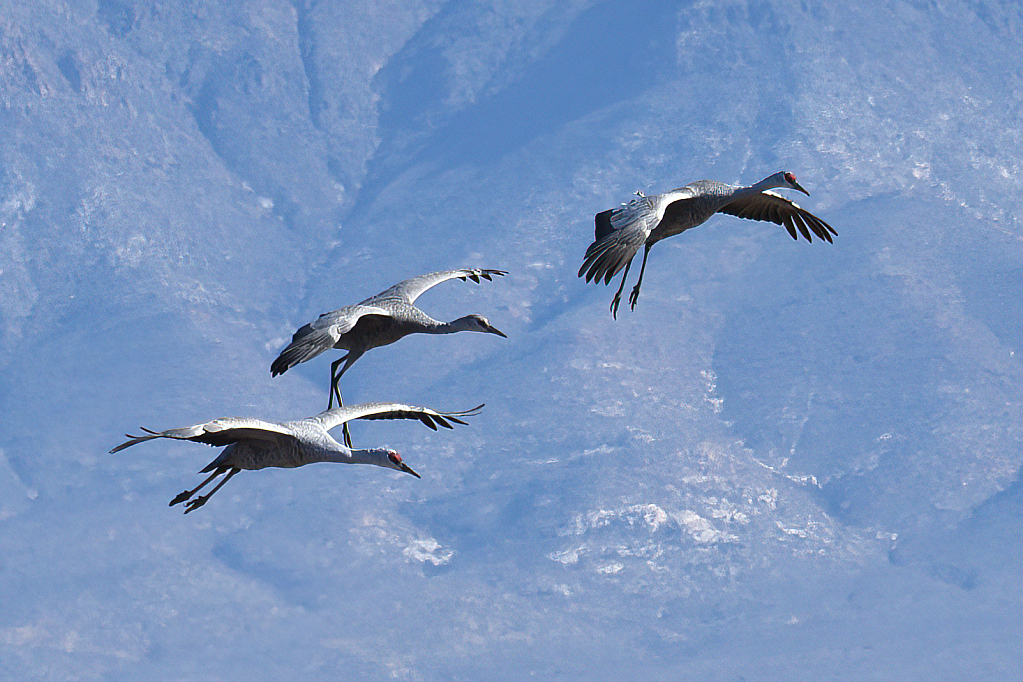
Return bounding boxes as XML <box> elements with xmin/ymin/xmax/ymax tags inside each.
<box><xmin>346</xmin><ymin>447</ymin><xmax>393</xmax><ymax>469</ymax></box>
<box><xmin>703</xmin><ymin>173</ymin><xmax>786</xmax><ymax>211</ymax></box>
<box><xmin>317</xmin><ymin>445</ymin><xmax>391</xmax><ymax>469</ymax></box>
<box><xmin>421</xmin><ymin>315</ymin><xmax>476</xmax><ymax>334</ymax></box>
<box><xmin>287</xmin><ymin>428</ymin><xmax>361</xmax><ymax>466</ymax></box>
<box><xmin>745</xmin><ymin>172</ymin><xmax>787</xmax><ymax>195</ymax></box>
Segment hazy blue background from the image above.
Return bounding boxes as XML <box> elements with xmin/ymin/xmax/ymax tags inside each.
<box><xmin>2</xmin><ymin>1</ymin><xmax>1022</xmax><ymax>679</ymax></box>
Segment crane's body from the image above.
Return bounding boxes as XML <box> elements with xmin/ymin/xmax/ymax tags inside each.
<box><xmin>111</xmin><ymin>402</ymin><xmax>483</xmax><ymax>513</ymax></box>
<box><xmin>579</xmin><ymin>172</ymin><xmax>836</xmax><ymax>317</ymax></box>
<box><xmin>271</xmin><ymin>269</ymin><xmax>507</xmax><ymax>446</ymax></box>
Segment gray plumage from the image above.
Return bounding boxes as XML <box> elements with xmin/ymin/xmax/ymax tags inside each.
<box><xmin>271</xmin><ymin>269</ymin><xmax>507</xmax><ymax>447</ymax></box>
<box><xmin>579</xmin><ymin>171</ymin><xmax>836</xmax><ymax>318</ymax></box>
<box><xmin>110</xmin><ymin>402</ymin><xmax>483</xmax><ymax>513</ymax></box>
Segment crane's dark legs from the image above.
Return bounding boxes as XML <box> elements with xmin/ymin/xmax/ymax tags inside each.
<box><xmin>609</xmin><ymin>260</ymin><xmax>633</xmax><ymax>320</ymax></box>
<box><xmin>327</xmin><ymin>354</ymin><xmax>357</xmax><ymax>448</ymax></box>
<box><xmin>184</xmin><ymin>467</ymin><xmax>240</xmax><ymax>514</ymax></box>
<box><xmin>327</xmin><ymin>355</ymin><xmax>349</xmax><ymax>410</ymax></box>
<box><xmin>337</xmin><ymin>387</ymin><xmax>352</xmax><ymax>449</ymax></box>
<box><xmin>628</xmin><ymin>244</ymin><xmax>652</xmax><ymax>311</ymax></box>
<box><xmin>170</xmin><ymin>466</ymin><xmax>228</xmax><ymax>507</ymax></box>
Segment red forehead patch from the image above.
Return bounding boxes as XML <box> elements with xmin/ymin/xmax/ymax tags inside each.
<box><xmin>784</xmin><ymin>172</ymin><xmax>796</xmax><ymax>183</ymax></box>
<box><xmin>388</xmin><ymin>451</ymin><xmax>402</xmax><ymax>465</ymax></box>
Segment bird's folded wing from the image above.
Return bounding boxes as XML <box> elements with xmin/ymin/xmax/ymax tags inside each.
<box><xmin>717</xmin><ymin>191</ymin><xmax>836</xmax><ymax>243</ymax></box>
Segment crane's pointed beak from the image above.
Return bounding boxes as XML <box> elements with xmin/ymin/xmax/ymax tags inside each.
<box><xmin>486</xmin><ymin>324</ymin><xmax>508</xmax><ymax>338</ymax></box>
<box><xmin>401</xmin><ymin>461</ymin><xmax>422</xmax><ymax>478</ymax></box>
<box><xmin>792</xmin><ymin>180</ymin><xmax>810</xmax><ymax>196</ymax></box>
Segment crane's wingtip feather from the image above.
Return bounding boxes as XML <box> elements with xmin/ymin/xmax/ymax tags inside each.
<box><xmin>454</xmin><ymin>403</ymin><xmax>485</xmax><ymax>417</ymax></box>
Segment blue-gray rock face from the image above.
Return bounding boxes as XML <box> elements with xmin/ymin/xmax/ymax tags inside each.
<box><xmin>1</xmin><ymin>1</ymin><xmax>1022</xmax><ymax>679</ymax></box>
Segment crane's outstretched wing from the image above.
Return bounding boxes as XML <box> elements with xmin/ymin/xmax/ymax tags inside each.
<box><xmin>593</xmin><ymin>208</ymin><xmax>616</xmax><ymax>243</ymax></box>
<box><xmin>578</xmin><ymin>194</ymin><xmax>664</xmax><ymax>284</ymax></box>
<box><xmin>717</xmin><ymin>191</ymin><xmax>837</xmax><ymax>243</ymax></box>
<box><xmin>578</xmin><ymin>223</ymin><xmax>647</xmax><ymax>284</ymax></box>
<box><xmin>111</xmin><ymin>417</ymin><xmax>295</xmax><ymax>453</ymax></box>
<box><xmin>312</xmin><ymin>402</ymin><xmax>485</xmax><ymax>433</ymax></box>
<box><xmin>270</xmin><ymin>304</ymin><xmax>391</xmax><ymax>376</ymax></box>
<box><xmin>367</xmin><ymin>269</ymin><xmax>507</xmax><ymax>306</ymax></box>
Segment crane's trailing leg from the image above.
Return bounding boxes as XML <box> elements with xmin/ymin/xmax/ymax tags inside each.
<box><xmin>337</xmin><ymin>386</ymin><xmax>352</xmax><ymax>448</ymax></box>
<box><xmin>170</xmin><ymin>466</ymin><xmax>229</xmax><ymax>507</ymax></box>
<box><xmin>609</xmin><ymin>261</ymin><xmax>633</xmax><ymax>320</ymax></box>
<box><xmin>628</xmin><ymin>244</ymin><xmax>652</xmax><ymax>311</ymax></box>
<box><xmin>328</xmin><ymin>353</ymin><xmax>359</xmax><ymax>448</ymax></box>
<box><xmin>326</xmin><ymin>355</ymin><xmax>349</xmax><ymax>410</ymax></box>
<box><xmin>184</xmin><ymin>467</ymin><xmax>240</xmax><ymax>513</ymax></box>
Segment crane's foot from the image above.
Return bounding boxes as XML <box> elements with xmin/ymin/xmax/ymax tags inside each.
<box><xmin>169</xmin><ymin>490</ymin><xmax>193</xmax><ymax>506</ymax></box>
<box><xmin>628</xmin><ymin>285</ymin><xmax>642</xmax><ymax>310</ymax></box>
<box><xmin>610</xmin><ymin>294</ymin><xmax>622</xmax><ymax>320</ymax></box>
<box><xmin>184</xmin><ymin>496</ymin><xmax>210</xmax><ymax>514</ymax></box>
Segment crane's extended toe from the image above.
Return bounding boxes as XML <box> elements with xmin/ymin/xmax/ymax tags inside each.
<box><xmin>169</xmin><ymin>491</ymin><xmax>192</xmax><ymax>506</ymax></box>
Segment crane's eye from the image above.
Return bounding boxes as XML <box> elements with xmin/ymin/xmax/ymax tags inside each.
<box><xmin>388</xmin><ymin>452</ymin><xmax>402</xmax><ymax>465</ymax></box>
<box><xmin>784</xmin><ymin>172</ymin><xmax>796</xmax><ymax>184</ymax></box>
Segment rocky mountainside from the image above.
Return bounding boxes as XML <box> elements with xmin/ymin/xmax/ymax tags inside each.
<box><xmin>2</xmin><ymin>1</ymin><xmax>1022</xmax><ymax>679</ymax></box>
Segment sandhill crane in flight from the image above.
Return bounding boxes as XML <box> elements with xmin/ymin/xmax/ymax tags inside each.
<box><xmin>110</xmin><ymin>402</ymin><xmax>483</xmax><ymax>513</ymax></box>
<box><xmin>271</xmin><ymin>268</ymin><xmax>506</xmax><ymax>446</ymax></box>
<box><xmin>578</xmin><ymin>171</ymin><xmax>836</xmax><ymax>318</ymax></box>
